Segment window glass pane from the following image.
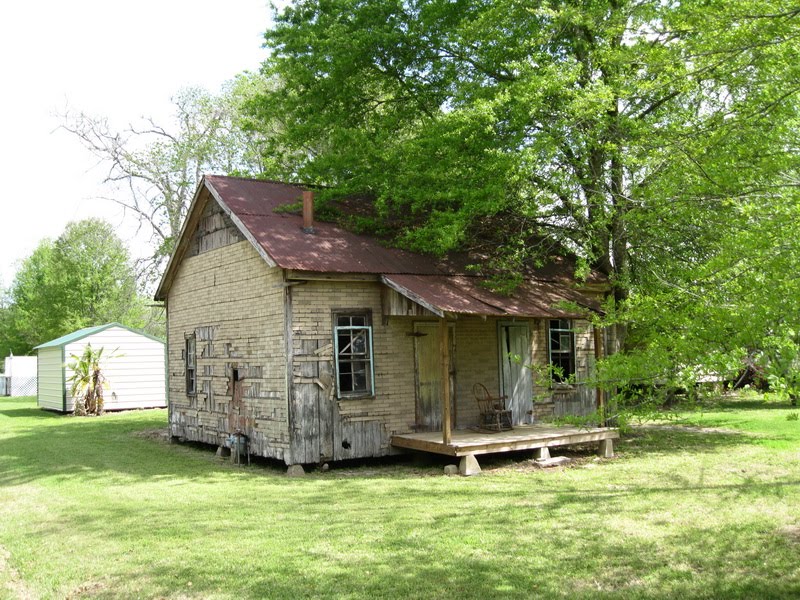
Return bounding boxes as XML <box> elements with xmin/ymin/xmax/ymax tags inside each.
<box><xmin>560</xmin><ymin>333</ymin><xmax>571</xmax><ymax>351</ymax></box>
<box><xmin>354</xmin><ymin>371</ymin><xmax>367</xmax><ymax>391</ymax></box>
<box><xmin>186</xmin><ymin>338</ymin><xmax>196</xmax><ymax>367</ymax></box>
<box><xmin>338</xmin><ymin>332</ymin><xmax>351</xmax><ymax>354</ymax></box>
<box><xmin>352</xmin><ymin>331</ymin><xmax>366</xmax><ymax>354</ymax></box>
<box><xmin>339</xmin><ymin>371</ymin><xmax>353</xmax><ymax>392</ymax></box>
<box><xmin>550</xmin><ymin>331</ymin><xmax>560</xmax><ymax>350</ymax></box>
<box><xmin>333</xmin><ymin>313</ymin><xmax>372</xmax><ymax>396</ymax></box>
<box><xmin>549</xmin><ymin>320</ymin><xmax>575</xmax><ymax>379</ymax></box>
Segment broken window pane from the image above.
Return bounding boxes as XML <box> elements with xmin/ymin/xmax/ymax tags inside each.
<box><xmin>333</xmin><ymin>312</ymin><xmax>373</xmax><ymax>397</ymax></box>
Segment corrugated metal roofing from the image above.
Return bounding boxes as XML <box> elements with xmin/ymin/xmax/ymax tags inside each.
<box><xmin>206</xmin><ymin>176</ymin><xmax>442</xmax><ymax>274</ymax></box>
<box><xmin>157</xmin><ymin>176</ymin><xmax>606</xmax><ymax>316</ymax></box>
<box><xmin>34</xmin><ymin>323</ymin><xmax>164</xmax><ymax>349</ymax></box>
<box><xmin>383</xmin><ymin>275</ymin><xmax>601</xmax><ymax>318</ymax></box>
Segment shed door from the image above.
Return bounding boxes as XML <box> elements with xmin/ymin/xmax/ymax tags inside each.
<box><xmin>414</xmin><ymin>322</ymin><xmax>455</xmax><ymax>432</ymax></box>
<box><xmin>499</xmin><ymin>323</ymin><xmax>533</xmax><ymax>425</ymax></box>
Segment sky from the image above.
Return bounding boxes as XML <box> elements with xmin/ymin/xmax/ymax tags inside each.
<box><xmin>0</xmin><ymin>0</ymin><xmax>274</xmax><ymax>289</ymax></box>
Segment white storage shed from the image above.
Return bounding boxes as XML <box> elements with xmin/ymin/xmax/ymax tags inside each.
<box><xmin>34</xmin><ymin>323</ymin><xmax>166</xmax><ymax>412</ymax></box>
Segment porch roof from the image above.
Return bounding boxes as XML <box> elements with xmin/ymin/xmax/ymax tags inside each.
<box><xmin>382</xmin><ymin>274</ymin><xmax>601</xmax><ymax>318</ymax></box>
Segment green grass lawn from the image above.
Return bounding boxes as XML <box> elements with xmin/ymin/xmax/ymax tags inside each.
<box><xmin>0</xmin><ymin>396</ymin><xmax>798</xmax><ymax>599</ymax></box>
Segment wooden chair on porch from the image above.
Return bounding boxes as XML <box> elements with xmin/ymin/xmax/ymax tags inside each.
<box><xmin>473</xmin><ymin>383</ymin><xmax>513</xmax><ymax>432</ymax></box>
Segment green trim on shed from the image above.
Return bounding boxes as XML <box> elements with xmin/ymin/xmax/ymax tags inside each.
<box><xmin>34</xmin><ymin>323</ymin><xmax>165</xmax><ymax>349</ymax></box>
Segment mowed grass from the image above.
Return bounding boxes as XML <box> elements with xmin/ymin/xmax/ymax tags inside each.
<box><xmin>0</xmin><ymin>396</ymin><xmax>798</xmax><ymax>599</ymax></box>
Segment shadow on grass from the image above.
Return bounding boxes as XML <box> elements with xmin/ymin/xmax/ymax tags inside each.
<box><xmin>0</xmin><ymin>411</ymin><xmax>760</xmax><ymax>489</ymax></box>
<box><xmin>48</xmin><ymin>495</ymin><xmax>800</xmax><ymax>600</ymax></box>
<box><xmin>0</xmin><ymin>399</ymin><xmax>62</xmax><ymax>420</ymax></box>
<box><xmin>699</xmin><ymin>398</ymin><xmax>796</xmax><ymax>411</ymax></box>
<box><xmin>0</xmin><ymin>408</ymin><xmax>227</xmax><ymax>487</ymax></box>
<box><xmin>621</xmin><ymin>426</ymin><xmax>746</xmax><ymax>455</ymax></box>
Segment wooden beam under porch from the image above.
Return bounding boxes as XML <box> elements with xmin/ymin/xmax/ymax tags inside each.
<box><xmin>391</xmin><ymin>424</ymin><xmax>619</xmax><ymax>458</ymax></box>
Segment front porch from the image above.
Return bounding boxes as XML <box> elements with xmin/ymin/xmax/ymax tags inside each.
<box><xmin>391</xmin><ymin>423</ymin><xmax>619</xmax><ymax>459</ymax></box>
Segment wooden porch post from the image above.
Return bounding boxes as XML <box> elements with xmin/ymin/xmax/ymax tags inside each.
<box><xmin>440</xmin><ymin>317</ymin><xmax>451</xmax><ymax>445</ymax></box>
<box><xmin>593</xmin><ymin>325</ymin><xmax>605</xmax><ymax>425</ymax></box>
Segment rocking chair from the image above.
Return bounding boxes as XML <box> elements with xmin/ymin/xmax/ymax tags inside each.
<box><xmin>473</xmin><ymin>383</ymin><xmax>513</xmax><ymax>432</ymax></box>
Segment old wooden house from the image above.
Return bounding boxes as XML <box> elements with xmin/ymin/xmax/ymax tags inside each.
<box><xmin>155</xmin><ymin>176</ymin><xmax>617</xmax><ymax>469</ymax></box>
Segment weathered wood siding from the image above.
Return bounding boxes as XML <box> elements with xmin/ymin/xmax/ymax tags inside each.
<box><xmin>288</xmin><ymin>280</ymin><xmax>418</xmax><ymax>463</ymax></box>
<box><xmin>167</xmin><ymin>237</ymin><xmax>290</xmax><ymax>462</ymax></box>
<box><xmin>36</xmin><ymin>347</ymin><xmax>64</xmax><ymax>411</ymax></box>
<box><xmin>63</xmin><ymin>327</ymin><xmax>166</xmax><ymax>411</ymax></box>
<box><xmin>185</xmin><ymin>197</ymin><xmax>244</xmax><ymax>258</ymax></box>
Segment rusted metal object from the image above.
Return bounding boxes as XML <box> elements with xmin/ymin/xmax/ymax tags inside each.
<box><xmin>383</xmin><ymin>274</ymin><xmax>601</xmax><ymax>318</ymax></box>
<box><xmin>302</xmin><ymin>190</ymin><xmax>315</xmax><ymax>233</ymax></box>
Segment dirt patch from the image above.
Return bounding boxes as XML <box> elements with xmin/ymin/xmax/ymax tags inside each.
<box><xmin>65</xmin><ymin>580</ymin><xmax>110</xmax><ymax>599</ymax></box>
<box><xmin>634</xmin><ymin>424</ymin><xmax>740</xmax><ymax>435</ymax></box>
<box><xmin>0</xmin><ymin>545</ymin><xmax>36</xmax><ymax>600</ymax></box>
<box><xmin>779</xmin><ymin>525</ymin><xmax>800</xmax><ymax>544</ymax></box>
<box><xmin>132</xmin><ymin>428</ymin><xmax>171</xmax><ymax>443</ymax></box>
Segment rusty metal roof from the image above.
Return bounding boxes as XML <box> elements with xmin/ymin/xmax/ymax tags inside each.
<box><xmin>383</xmin><ymin>275</ymin><xmax>600</xmax><ymax>318</ymax></box>
<box><xmin>205</xmin><ymin>176</ymin><xmax>442</xmax><ymax>274</ymax></box>
<box><xmin>157</xmin><ymin>176</ymin><xmax>605</xmax><ymax>316</ymax></box>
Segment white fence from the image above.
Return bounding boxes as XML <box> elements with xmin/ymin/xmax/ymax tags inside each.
<box><xmin>8</xmin><ymin>376</ymin><xmax>37</xmax><ymax>396</ymax></box>
<box><xmin>2</xmin><ymin>356</ymin><xmax>38</xmax><ymax>397</ymax></box>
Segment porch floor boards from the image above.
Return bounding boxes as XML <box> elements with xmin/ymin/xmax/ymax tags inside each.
<box><xmin>391</xmin><ymin>424</ymin><xmax>619</xmax><ymax>457</ymax></box>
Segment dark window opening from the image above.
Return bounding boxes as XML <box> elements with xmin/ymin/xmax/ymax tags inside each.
<box><xmin>185</xmin><ymin>334</ymin><xmax>197</xmax><ymax>395</ymax></box>
<box><xmin>548</xmin><ymin>319</ymin><xmax>575</xmax><ymax>382</ymax></box>
<box><xmin>334</xmin><ymin>312</ymin><xmax>374</xmax><ymax>398</ymax></box>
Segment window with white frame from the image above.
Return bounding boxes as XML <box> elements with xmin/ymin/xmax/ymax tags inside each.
<box><xmin>333</xmin><ymin>312</ymin><xmax>374</xmax><ymax>397</ymax></box>
<box><xmin>548</xmin><ymin>319</ymin><xmax>575</xmax><ymax>381</ymax></box>
<box><xmin>185</xmin><ymin>334</ymin><xmax>197</xmax><ymax>395</ymax></box>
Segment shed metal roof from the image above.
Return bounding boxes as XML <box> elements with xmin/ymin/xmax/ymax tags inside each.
<box><xmin>34</xmin><ymin>323</ymin><xmax>164</xmax><ymax>349</ymax></box>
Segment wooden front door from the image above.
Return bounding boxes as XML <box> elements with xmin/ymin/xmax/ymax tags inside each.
<box><xmin>414</xmin><ymin>322</ymin><xmax>455</xmax><ymax>431</ymax></box>
<box><xmin>499</xmin><ymin>322</ymin><xmax>533</xmax><ymax>425</ymax></box>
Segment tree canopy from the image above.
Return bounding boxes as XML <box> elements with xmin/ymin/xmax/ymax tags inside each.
<box><xmin>244</xmin><ymin>0</ymin><xmax>800</xmax><ymax>396</ymax></box>
<box><xmin>249</xmin><ymin>0</ymin><xmax>799</xmax><ymax>297</ymax></box>
<box><xmin>0</xmin><ymin>219</ymin><xmax>151</xmax><ymax>357</ymax></box>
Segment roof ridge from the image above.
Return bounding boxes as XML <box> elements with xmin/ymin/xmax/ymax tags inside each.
<box><xmin>204</xmin><ymin>174</ymin><xmax>326</xmax><ymax>189</ymax></box>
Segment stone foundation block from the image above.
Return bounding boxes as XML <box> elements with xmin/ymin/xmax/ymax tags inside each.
<box><xmin>287</xmin><ymin>464</ymin><xmax>306</xmax><ymax>477</ymax></box>
<box><xmin>459</xmin><ymin>455</ymin><xmax>481</xmax><ymax>476</ymax></box>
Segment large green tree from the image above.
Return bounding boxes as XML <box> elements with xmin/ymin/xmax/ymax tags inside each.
<box><xmin>249</xmin><ymin>0</ymin><xmax>799</xmax><ymax>303</ymax></box>
<box><xmin>242</xmin><ymin>0</ymin><xmax>800</xmax><ymax>397</ymax></box>
<box><xmin>0</xmin><ymin>219</ymin><xmax>150</xmax><ymax>356</ymax></box>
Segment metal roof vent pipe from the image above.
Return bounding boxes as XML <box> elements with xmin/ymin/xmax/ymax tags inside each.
<box><xmin>302</xmin><ymin>190</ymin><xmax>315</xmax><ymax>234</ymax></box>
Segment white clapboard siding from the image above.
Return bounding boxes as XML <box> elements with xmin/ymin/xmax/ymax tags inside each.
<box><xmin>37</xmin><ymin>324</ymin><xmax>166</xmax><ymax>412</ymax></box>
<box><xmin>37</xmin><ymin>347</ymin><xmax>64</xmax><ymax>411</ymax></box>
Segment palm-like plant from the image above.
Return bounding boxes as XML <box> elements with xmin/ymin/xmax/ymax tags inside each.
<box><xmin>67</xmin><ymin>344</ymin><xmax>116</xmax><ymax>415</ymax></box>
